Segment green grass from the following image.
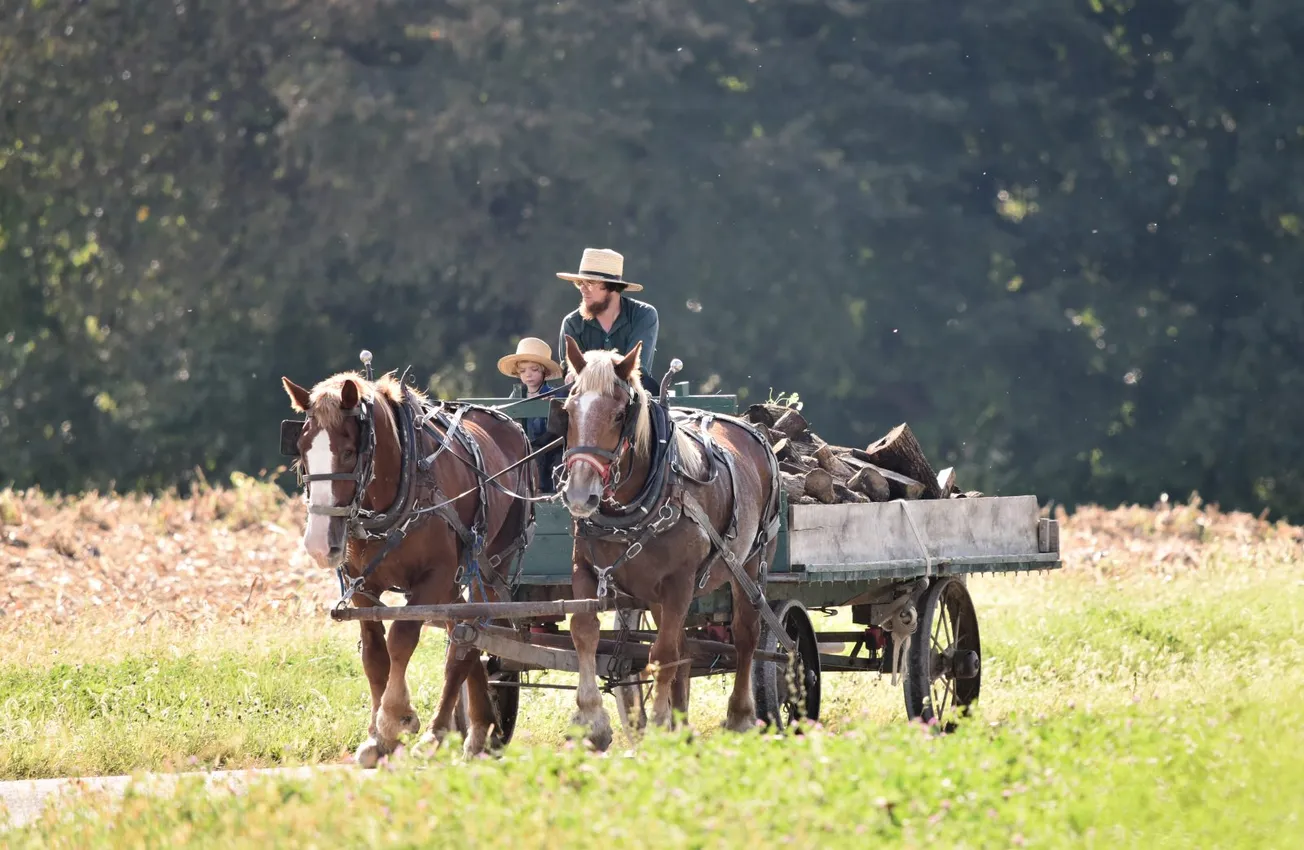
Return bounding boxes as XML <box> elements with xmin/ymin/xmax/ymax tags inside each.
<box><xmin>7</xmin><ymin>694</ymin><xmax>1303</xmax><ymax>848</ymax></box>
<box><xmin>3</xmin><ymin>548</ymin><xmax>1302</xmax><ymax>845</ymax></box>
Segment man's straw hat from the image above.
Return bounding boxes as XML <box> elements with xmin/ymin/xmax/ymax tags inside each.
<box><xmin>555</xmin><ymin>247</ymin><xmax>644</xmax><ymax>292</ymax></box>
<box><xmin>497</xmin><ymin>337</ymin><xmax>563</xmax><ymax>380</ymax></box>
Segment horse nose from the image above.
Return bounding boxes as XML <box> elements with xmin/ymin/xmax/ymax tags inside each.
<box><xmin>583</xmin><ymin>493</ymin><xmax>600</xmax><ymax>512</ymax></box>
<box><xmin>328</xmin><ymin>544</ymin><xmax>345</xmax><ymax>563</ymax></box>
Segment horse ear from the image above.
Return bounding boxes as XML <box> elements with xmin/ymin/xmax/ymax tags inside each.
<box><xmin>564</xmin><ymin>334</ymin><xmax>587</xmax><ymax>376</ymax></box>
<box><xmin>615</xmin><ymin>341</ymin><xmax>642</xmax><ymax>382</ymax></box>
<box><xmin>282</xmin><ymin>377</ymin><xmax>312</xmax><ymax>413</ymax></box>
<box><xmin>340</xmin><ymin>379</ymin><xmax>360</xmax><ymax>410</ymax></box>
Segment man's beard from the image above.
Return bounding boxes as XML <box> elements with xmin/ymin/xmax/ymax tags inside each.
<box><xmin>579</xmin><ymin>292</ymin><xmax>612</xmax><ymax>320</ymax></box>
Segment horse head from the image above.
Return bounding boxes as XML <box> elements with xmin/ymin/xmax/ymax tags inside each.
<box><xmin>557</xmin><ymin>334</ymin><xmax>651</xmax><ymax>518</ymax></box>
<box><xmin>281</xmin><ymin>372</ymin><xmax>393</xmax><ymax>569</ymax></box>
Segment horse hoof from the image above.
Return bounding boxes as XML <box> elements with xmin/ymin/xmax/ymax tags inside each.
<box><xmin>570</xmin><ymin>712</ymin><xmax>613</xmax><ymax>753</ymax></box>
<box><xmin>462</xmin><ymin>727</ymin><xmax>490</xmax><ymax>758</ymax></box>
<box><xmin>377</xmin><ymin>708</ymin><xmax>421</xmax><ymax>741</ymax></box>
<box><xmin>354</xmin><ymin>738</ymin><xmax>388</xmax><ymax>769</ymax></box>
<box><xmin>723</xmin><ymin>712</ymin><xmax>759</xmax><ymax>734</ymax></box>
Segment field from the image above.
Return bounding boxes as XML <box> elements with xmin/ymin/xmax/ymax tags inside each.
<box><xmin>2</xmin><ymin>475</ymin><xmax>1302</xmax><ymax>846</ymax></box>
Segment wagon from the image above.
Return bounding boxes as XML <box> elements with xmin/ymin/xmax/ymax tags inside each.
<box><xmin>327</xmin><ymin>381</ymin><xmax>1063</xmax><ymax>741</ymax></box>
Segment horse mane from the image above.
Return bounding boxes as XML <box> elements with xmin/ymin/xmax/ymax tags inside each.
<box><xmin>573</xmin><ymin>351</ymin><xmax>705</xmax><ymax>479</ymax></box>
<box><xmin>306</xmin><ymin>371</ymin><xmax>422</xmax><ymax>429</ymax></box>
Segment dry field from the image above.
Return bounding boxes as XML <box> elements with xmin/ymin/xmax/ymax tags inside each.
<box><xmin>2</xmin><ymin>474</ymin><xmax>1302</xmax><ymax>845</ymax></box>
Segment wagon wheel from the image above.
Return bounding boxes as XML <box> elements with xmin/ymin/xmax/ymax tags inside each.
<box><xmin>903</xmin><ymin>576</ymin><xmax>981</xmax><ymax>732</ymax></box>
<box><xmin>455</xmin><ymin>655</ymin><xmax>520</xmax><ymax>749</ymax></box>
<box><xmin>613</xmin><ymin>609</ymin><xmax>650</xmax><ymax>735</ymax></box>
<box><xmin>753</xmin><ymin>599</ymin><xmax>821</xmax><ymax>730</ymax></box>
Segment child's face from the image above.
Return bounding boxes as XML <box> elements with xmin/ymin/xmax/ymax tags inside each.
<box><xmin>516</xmin><ymin>362</ymin><xmax>545</xmax><ymax>391</ymax></box>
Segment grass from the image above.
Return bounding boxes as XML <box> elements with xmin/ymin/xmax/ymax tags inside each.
<box><xmin>6</xmin><ymin>692</ymin><xmax>1303</xmax><ymax>847</ymax></box>
<box><xmin>1</xmin><ymin>489</ymin><xmax>1302</xmax><ymax>843</ymax></box>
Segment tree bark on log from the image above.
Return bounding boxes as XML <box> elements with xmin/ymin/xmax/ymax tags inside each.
<box><xmin>773</xmin><ymin>409</ymin><xmax>810</xmax><ymax>439</ymax></box>
<box><xmin>936</xmin><ymin>466</ymin><xmax>956</xmax><ymax>497</ymax></box>
<box><xmin>832</xmin><ymin>482</ymin><xmax>869</xmax><ymax>503</ymax></box>
<box><xmin>744</xmin><ymin>404</ymin><xmax>777</xmax><ymax>428</ymax></box>
<box><xmin>848</xmin><ymin>466</ymin><xmax>891</xmax><ymax>502</ymax></box>
<box><xmin>861</xmin><ymin>423</ymin><xmax>943</xmax><ymax>499</ymax></box>
<box><xmin>780</xmin><ymin>472</ymin><xmax>807</xmax><ymax>502</ymax></box>
<box><xmin>803</xmin><ymin>468</ymin><xmax>836</xmax><ymax>504</ymax></box>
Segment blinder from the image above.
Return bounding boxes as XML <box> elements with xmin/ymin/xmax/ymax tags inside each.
<box><xmin>546</xmin><ymin>398</ymin><xmax>569</xmax><ymax>438</ymax></box>
<box><xmin>279</xmin><ymin>419</ymin><xmax>305</xmax><ymax>457</ymax></box>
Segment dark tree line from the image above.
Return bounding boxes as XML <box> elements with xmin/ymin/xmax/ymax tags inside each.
<box><xmin>3</xmin><ymin>0</ymin><xmax>1303</xmax><ymax>518</ymax></box>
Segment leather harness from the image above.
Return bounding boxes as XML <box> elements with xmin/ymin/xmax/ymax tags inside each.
<box><xmin>295</xmin><ymin>387</ymin><xmax>537</xmax><ymax>607</ymax></box>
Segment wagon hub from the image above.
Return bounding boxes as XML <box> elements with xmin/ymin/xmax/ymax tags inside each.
<box><xmin>949</xmin><ymin>649</ymin><xmax>980</xmax><ymax>681</ymax></box>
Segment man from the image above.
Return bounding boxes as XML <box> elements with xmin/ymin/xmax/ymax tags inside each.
<box><xmin>556</xmin><ymin>247</ymin><xmax>661</xmax><ymax>395</ymax></box>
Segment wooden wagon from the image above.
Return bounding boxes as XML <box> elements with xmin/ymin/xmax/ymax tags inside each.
<box><xmin>327</xmin><ymin>381</ymin><xmax>1062</xmax><ymax>740</ymax></box>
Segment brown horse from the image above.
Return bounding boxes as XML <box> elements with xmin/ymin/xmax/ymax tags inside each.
<box><xmin>280</xmin><ymin>370</ymin><xmax>535</xmax><ymax>764</ymax></box>
<box><xmin>556</xmin><ymin>336</ymin><xmax>783</xmax><ymax>750</ymax></box>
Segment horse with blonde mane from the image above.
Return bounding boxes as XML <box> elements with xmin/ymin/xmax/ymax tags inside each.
<box><xmin>281</xmin><ymin>367</ymin><xmax>535</xmax><ymax>764</ymax></box>
<box><xmin>555</xmin><ymin>335</ymin><xmax>782</xmax><ymax>749</ymax></box>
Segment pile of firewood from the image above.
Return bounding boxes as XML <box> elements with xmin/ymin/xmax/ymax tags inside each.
<box><xmin>742</xmin><ymin>403</ymin><xmax>984</xmax><ymax>506</ymax></box>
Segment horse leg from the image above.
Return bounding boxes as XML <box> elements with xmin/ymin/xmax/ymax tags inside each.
<box><xmin>724</xmin><ymin>563</ymin><xmax>762</xmax><ymax>732</ymax></box>
<box><xmin>354</xmin><ymin>619</ymin><xmax>393</xmax><ymax>768</ymax></box>
<box><xmin>569</xmin><ymin>565</ymin><xmax>613</xmax><ymax>751</ymax></box>
<box><xmin>373</xmin><ymin>581</ymin><xmax>440</xmax><ymax>755</ymax></box>
<box><xmin>670</xmin><ymin>629</ymin><xmax>692</xmax><ymax>719</ymax></box>
<box><xmin>649</xmin><ymin>579</ymin><xmax>692</xmax><ymax>730</ymax></box>
<box><xmin>423</xmin><ymin>632</ymin><xmax>495</xmax><ymax>757</ymax></box>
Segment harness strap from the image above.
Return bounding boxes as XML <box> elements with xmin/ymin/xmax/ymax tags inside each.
<box><xmin>679</xmin><ymin>493</ymin><xmax>794</xmax><ymax>654</ymax></box>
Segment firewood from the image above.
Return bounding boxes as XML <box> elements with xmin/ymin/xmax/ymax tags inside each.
<box><xmin>852</xmin><ymin>460</ymin><xmax>925</xmax><ymax>500</ymax></box>
<box><xmin>803</xmin><ymin>468</ymin><xmax>836</xmax><ymax>504</ymax></box>
<box><xmin>813</xmin><ymin>444</ymin><xmax>848</xmax><ymax>478</ymax></box>
<box><xmin>773</xmin><ymin>409</ymin><xmax>810</xmax><ymax>440</ymax></box>
<box><xmin>767</xmin><ymin>428</ymin><xmax>787</xmax><ymax>445</ymax></box>
<box><xmin>771</xmin><ymin>438</ymin><xmax>792</xmax><ymax>461</ymax></box>
<box><xmin>744</xmin><ymin>404</ymin><xmax>777</xmax><ymax>428</ymax></box>
<box><xmin>779</xmin><ymin>460</ymin><xmax>807</xmax><ymax>476</ymax></box>
<box><xmin>780</xmin><ymin>472</ymin><xmax>807</xmax><ymax>502</ymax></box>
<box><xmin>936</xmin><ymin>466</ymin><xmax>956</xmax><ymax>497</ymax></box>
<box><xmin>848</xmin><ymin>466</ymin><xmax>890</xmax><ymax>502</ymax></box>
<box><xmin>862</xmin><ymin>423</ymin><xmax>943</xmax><ymax>499</ymax></box>
<box><xmin>832</xmin><ymin>482</ymin><xmax>869</xmax><ymax>503</ymax></box>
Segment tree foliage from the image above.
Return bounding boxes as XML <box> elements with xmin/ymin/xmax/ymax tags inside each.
<box><xmin>2</xmin><ymin>0</ymin><xmax>1302</xmax><ymax>518</ymax></box>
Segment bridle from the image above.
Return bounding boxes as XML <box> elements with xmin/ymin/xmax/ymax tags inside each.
<box><xmin>558</xmin><ymin>377</ymin><xmax>641</xmax><ymax>498</ymax></box>
<box><xmin>283</xmin><ymin>392</ymin><xmax>419</xmax><ymax>543</ymax></box>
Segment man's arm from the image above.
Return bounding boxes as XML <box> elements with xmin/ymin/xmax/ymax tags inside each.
<box><xmin>628</xmin><ymin>301</ymin><xmax>659</xmax><ymax>376</ymax></box>
<box><xmin>558</xmin><ymin>315</ymin><xmax>577</xmax><ymax>383</ymax></box>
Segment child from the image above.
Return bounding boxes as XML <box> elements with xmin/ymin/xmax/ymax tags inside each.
<box><xmin>498</xmin><ymin>337</ymin><xmax>565</xmax><ymax>493</ymax></box>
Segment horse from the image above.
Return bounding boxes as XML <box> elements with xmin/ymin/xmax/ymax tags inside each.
<box><xmin>280</xmin><ymin>369</ymin><xmax>536</xmax><ymax>764</ymax></box>
<box><xmin>554</xmin><ymin>335</ymin><xmax>783</xmax><ymax>750</ymax></box>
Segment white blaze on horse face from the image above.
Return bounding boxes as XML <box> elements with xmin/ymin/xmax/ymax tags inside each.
<box><xmin>563</xmin><ymin>391</ymin><xmax>606</xmax><ymax>514</ymax></box>
<box><xmin>302</xmin><ymin>428</ymin><xmax>336</xmax><ymax>560</ymax></box>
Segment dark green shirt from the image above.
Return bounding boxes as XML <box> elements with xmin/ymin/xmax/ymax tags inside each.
<box><xmin>558</xmin><ymin>296</ymin><xmax>659</xmax><ymax>377</ymax></box>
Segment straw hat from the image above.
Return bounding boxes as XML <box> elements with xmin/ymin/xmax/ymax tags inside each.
<box><xmin>497</xmin><ymin>337</ymin><xmax>563</xmax><ymax>380</ymax></box>
<box><xmin>555</xmin><ymin>247</ymin><xmax>644</xmax><ymax>292</ymax></box>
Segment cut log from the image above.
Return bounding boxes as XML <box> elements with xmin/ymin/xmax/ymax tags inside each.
<box><xmin>936</xmin><ymin>466</ymin><xmax>956</xmax><ymax>497</ymax></box>
<box><xmin>851</xmin><ymin>460</ymin><xmax>926</xmax><ymax>500</ymax></box>
<box><xmin>861</xmin><ymin>423</ymin><xmax>943</xmax><ymax>499</ymax></box>
<box><xmin>771</xmin><ymin>438</ymin><xmax>792</xmax><ymax>461</ymax></box>
<box><xmin>744</xmin><ymin>404</ymin><xmax>777</xmax><ymax>428</ymax></box>
<box><xmin>832</xmin><ymin>482</ymin><xmax>869</xmax><ymax>503</ymax></box>
<box><xmin>779</xmin><ymin>460</ymin><xmax>808</xmax><ymax>476</ymax></box>
<box><xmin>803</xmin><ymin>468</ymin><xmax>836</xmax><ymax>504</ymax></box>
<box><xmin>812</xmin><ymin>444</ymin><xmax>845</xmax><ymax>477</ymax></box>
<box><xmin>848</xmin><ymin>466</ymin><xmax>890</xmax><ymax>502</ymax></box>
<box><xmin>779</xmin><ymin>472</ymin><xmax>807</xmax><ymax>502</ymax></box>
<box><xmin>766</xmin><ymin>428</ymin><xmax>787</xmax><ymax>446</ymax></box>
<box><xmin>773</xmin><ymin>409</ymin><xmax>810</xmax><ymax>439</ymax></box>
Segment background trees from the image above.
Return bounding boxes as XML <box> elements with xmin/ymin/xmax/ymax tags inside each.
<box><xmin>3</xmin><ymin>0</ymin><xmax>1301</xmax><ymax>518</ymax></box>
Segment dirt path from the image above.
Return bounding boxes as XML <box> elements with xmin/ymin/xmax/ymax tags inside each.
<box><xmin>0</xmin><ymin>764</ymin><xmax>360</xmax><ymax>831</ymax></box>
